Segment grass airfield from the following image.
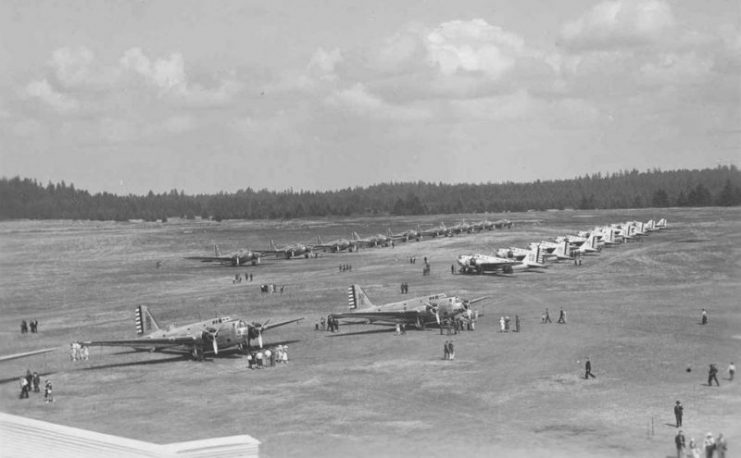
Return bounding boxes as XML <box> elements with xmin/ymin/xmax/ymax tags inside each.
<box><xmin>0</xmin><ymin>208</ymin><xmax>739</xmax><ymax>458</ymax></box>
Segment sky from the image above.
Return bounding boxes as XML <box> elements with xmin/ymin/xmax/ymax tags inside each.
<box><xmin>0</xmin><ymin>0</ymin><xmax>739</xmax><ymax>195</ymax></box>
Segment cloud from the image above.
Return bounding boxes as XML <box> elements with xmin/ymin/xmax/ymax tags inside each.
<box><xmin>559</xmin><ymin>0</ymin><xmax>675</xmax><ymax>51</ymax></box>
<box><xmin>24</xmin><ymin>79</ymin><xmax>79</xmax><ymax>113</ymax></box>
<box><xmin>640</xmin><ymin>52</ymin><xmax>713</xmax><ymax>85</ymax></box>
<box><xmin>425</xmin><ymin>19</ymin><xmax>525</xmax><ymax>79</ymax></box>
<box><xmin>339</xmin><ymin>19</ymin><xmax>553</xmax><ymax>102</ymax></box>
<box><xmin>120</xmin><ymin>47</ymin><xmax>187</xmax><ymax>92</ymax></box>
<box><xmin>118</xmin><ymin>47</ymin><xmax>242</xmax><ymax>106</ymax></box>
<box><xmin>306</xmin><ymin>47</ymin><xmax>343</xmax><ymax>82</ymax></box>
<box><xmin>325</xmin><ymin>83</ymin><xmax>430</xmax><ymax>120</ymax></box>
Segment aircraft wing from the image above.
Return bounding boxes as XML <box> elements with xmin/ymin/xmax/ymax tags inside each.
<box><xmin>331</xmin><ymin>310</ymin><xmax>423</xmax><ymax>325</ymax></box>
<box><xmin>0</xmin><ymin>347</ymin><xmax>58</xmax><ymax>362</ymax></box>
<box><xmin>261</xmin><ymin>317</ymin><xmax>304</xmax><ymax>332</ymax></box>
<box><xmin>79</xmin><ymin>336</ymin><xmax>201</xmax><ymax>348</ymax></box>
<box><xmin>184</xmin><ymin>256</ymin><xmax>233</xmax><ymax>263</ymax></box>
<box><xmin>467</xmin><ymin>296</ymin><xmax>490</xmax><ymax>305</ymax></box>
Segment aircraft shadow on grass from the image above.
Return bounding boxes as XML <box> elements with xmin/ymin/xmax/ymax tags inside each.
<box><xmin>326</xmin><ymin>328</ymin><xmax>398</xmax><ymax>338</ymax></box>
<box><xmin>80</xmin><ymin>355</ymin><xmax>191</xmax><ymax>371</ymax></box>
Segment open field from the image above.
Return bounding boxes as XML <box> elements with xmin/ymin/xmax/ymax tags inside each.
<box><xmin>1</xmin><ymin>208</ymin><xmax>739</xmax><ymax>458</ymax></box>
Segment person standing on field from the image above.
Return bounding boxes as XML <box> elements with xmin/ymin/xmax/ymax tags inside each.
<box><xmin>584</xmin><ymin>357</ymin><xmax>596</xmax><ymax>379</ymax></box>
<box><xmin>675</xmin><ymin>430</ymin><xmax>686</xmax><ymax>458</ymax></box>
<box><xmin>674</xmin><ymin>401</ymin><xmax>683</xmax><ymax>427</ymax></box>
<box><xmin>708</xmin><ymin>364</ymin><xmax>720</xmax><ymax>387</ymax></box>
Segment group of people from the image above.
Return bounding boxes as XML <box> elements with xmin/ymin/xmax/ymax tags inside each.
<box><xmin>707</xmin><ymin>362</ymin><xmax>735</xmax><ymax>387</ymax></box>
<box><xmin>442</xmin><ymin>340</ymin><xmax>455</xmax><ymax>360</ymax></box>
<box><xmin>259</xmin><ymin>283</ymin><xmax>285</xmax><ymax>294</ymax></box>
<box><xmin>498</xmin><ymin>315</ymin><xmax>520</xmax><ymax>333</ymax></box>
<box><xmin>675</xmin><ymin>430</ymin><xmax>727</xmax><ymax>458</ymax></box>
<box><xmin>233</xmin><ymin>272</ymin><xmax>254</xmax><ymax>284</ymax></box>
<box><xmin>317</xmin><ymin>315</ymin><xmax>340</xmax><ymax>332</ymax></box>
<box><xmin>69</xmin><ymin>342</ymin><xmax>89</xmax><ymax>361</ymax></box>
<box><xmin>246</xmin><ymin>346</ymin><xmax>288</xmax><ymax>369</ymax></box>
<box><xmin>541</xmin><ymin>308</ymin><xmax>566</xmax><ymax>324</ymax></box>
<box><xmin>19</xmin><ymin>370</ymin><xmax>52</xmax><ymax>403</ymax></box>
<box><xmin>338</xmin><ymin>264</ymin><xmax>352</xmax><ymax>272</ymax></box>
<box><xmin>20</xmin><ymin>320</ymin><xmax>39</xmax><ymax>334</ymax></box>
<box><xmin>399</xmin><ymin>282</ymin><xmax>410</xmax><ymax>294</ymax></box>
<box><xmin>440</xmin><ymin>315</ymin><xmax>476</xmax><ymax>335</ymax></box>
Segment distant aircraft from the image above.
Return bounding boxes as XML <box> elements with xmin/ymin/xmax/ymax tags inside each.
<box><xmin>458</xmin><ymin>246</ymin><xmax>545</xmax><ymax>274</ymax></box>
<box><xmin>417</xmin><ymin>223</ymin><xmax>449</xmax><ymax>238</ymax></box>
<box><xmin>79</xmin><ymin>305</ymin><xmax>303</xmax><ymax>360</ymax></box>
<box><xmin>538</xmin><ymin>240</ymin><xmax>572</xmax><ymax>261</ymax></box>
<box><xmin>185</xmin><ymin>244</ymin><xmax>263</xmax><ymax>266</ymax></box>
<box><xmin>471</xmin><ymin>220</ymin><xmax>495</xmax><ymax>231</ymax></box>
<box><xmin>330</xmin><ymin>285</ymin><xmax>488</xmax><ymax>329</ymax></box>
<box><xmin>448</xmin><ymin>220</ymin><xmax>473</xmax><ymax>235</ymax></box>
<box><xmin>313</xmin><ymin>236</ymin><xmax>354</xmax><ymax>253</ymax></box>
<box><xmin>386</xmin><ymin>227</ymin><xmax>419</xmax><ymax>242</ymax></box>
<box><xmin>0</xmin><ymin>347</ymin><xmax>57</xmax><ymax>362</ymax></box>
<box><xmin>457</xmin><ymin>253</ymin><xmax>517</xmax><ymax>274</ymax></box>
<box><xmin>266</xmin><ymin>240</ymin><xmax>312</xmax><ymax>259</ymax></box>
<box><xmin>351</xmin><ymin>232</ymin><xmax>389</xmax><ymax>248</ymax></box>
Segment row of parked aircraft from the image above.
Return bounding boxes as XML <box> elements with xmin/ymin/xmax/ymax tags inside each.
<box><xmin>457</xmin><ymin>218</ymin><xmax>668</xmax><ymax>275</ymax></box>
<box><xmin>184</xmin><ymin>219</ymin><xmax>514</xmax><ymax>266</ymax></box>
<box><xmin>8</xmin><ymin>218</ymin><xmax>667</xmax><ymax>364</ymax></box>
<box><xmin>58</xmin><ymin>219</ymin><xmax>512</xmax><ymax>361</ymax></box>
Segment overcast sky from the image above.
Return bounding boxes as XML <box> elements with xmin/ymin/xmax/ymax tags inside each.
<box><xmin>1</xmin><ymin>0</ymin><xmax>739</xmax><ymax>194</ymax></box>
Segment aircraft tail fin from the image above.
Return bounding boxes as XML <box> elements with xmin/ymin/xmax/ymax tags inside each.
<box><xmin>524</xmin><ymin>245</ymin><xmax>545</xmax><ymax>265</ymax></box>
<box><xmin>135</xmin><ymin>305</ymin><xmax>160</xmax><ymax>336</ymax></box>
<box><xmin>348</xmin><ymin>285</ymin><xmax>373</xmax><ymax>310</ymax></box>
<box><xmin>269</xmin><ymin>240</ymin><xmax>278</xmax><ymax>251</ymax></box>
<box><xmin>352</xmin><ymin>232</ymin><xmax>360</xmax><ymax>241</ymax></box>
<box><xmin>214</xmin><ymin>243</ymin><xmax>221</xmax><ymax>257</ymax></box>
<box><xmin>554</xmin><ymin>240</ymin><xmax>570</xmax><ymax>259</ymax></box>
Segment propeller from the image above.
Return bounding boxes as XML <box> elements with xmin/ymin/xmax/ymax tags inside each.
<box><xmin>426</xmin><ymin>304</ymin><xmax>440</xmax><ymax>325</ymax></box>
<box><xmin>201</xmin><ymin>328</ymin><xmax>219</xmax><ymax>355</ymax></box>
<box><xmin>245</xmin><ymin>320</ymin><xmax>270</xmax><ymax>349</ymax></box>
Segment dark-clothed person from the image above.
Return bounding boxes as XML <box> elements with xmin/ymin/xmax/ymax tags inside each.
<box><xmin>674</xmin><ymin>401</ymin><xmax>683</xmax><ymax>427</ymax></box>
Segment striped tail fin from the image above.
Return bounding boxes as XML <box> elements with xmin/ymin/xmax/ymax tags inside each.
<box><xmin>347</xmin><ymin>285</ymin><xmax>373</xmax><ymax>310</ymax></box>
<box><xmin>135</xmin><ymin>305</ymin><xmax>160</xmax><ymax>336</ymax></box>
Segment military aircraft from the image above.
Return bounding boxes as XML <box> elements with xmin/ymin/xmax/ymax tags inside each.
<box><xmin>79</xmin><ymin>305</ymin><xmax>303</xmax><ymax>360</ymax></box>
<box><xmin>266</xmin><ymin>240</ymin><xmax>312</xmax><ymax>259</ymax></box>
<box><xmin>471</xmin><ymin>219</ymin><xmax>495</xmax><ymax>231</ymax></box>
<box><xmin>330</xmin><ymin>285</ymin><xmax>488</xmax><ymax>329</ymax></box>
<box><xmin>313</xmin><ymin>236</ymin><xmax>354</xmax><ymax>253</ymax></box>
<box><xmin>185</xmin><ymin>244</ymin><xmax>263</xmax><ymax>266</ymax></box>
<box><xmin>0</xmin><ymin>347</ymin><xmax>58</xmax><ymax>362</ymax></box>
<box><xmin>458</xmin><ymin>244</ymin><xmax>546</xmax><ymax>274</ymax></box>
<box><xmin>448</xmin><ymin>220</ymin><xmax>473</xmax><ymax>235</ymax></box>
<box><xmin>351</xmin><ymin>232</ymin><xmax>389</xmax><ymax>248</ymax></box>
<box><xmin>457</xmin><ymin>253</ymin><xmax>520</xmax><ymax>274</ymax></box>
<box><xmin>417</xmin><ymin>223</ymin><xmax>449</xmax><ymax>238</ymax></box>
<box><xmin>538</xmin><ymin>240</ymin><xmax>572</xmax><ymax>261</ymax></box>
<box><xmin>386</xmin><ymin>227</ymin><xmax>419</xmax><ymax>242</ymax></box>
<box><xmin>493</xmin><ymin>219</ymin><xmax>513</xmax><ymax>229</ymax></box>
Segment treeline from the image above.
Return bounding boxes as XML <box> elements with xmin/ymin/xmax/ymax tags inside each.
<box><xmin>1</xmin><ymin>166</ymin><xmax>740</xmax><ymax>221</ymax></box>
